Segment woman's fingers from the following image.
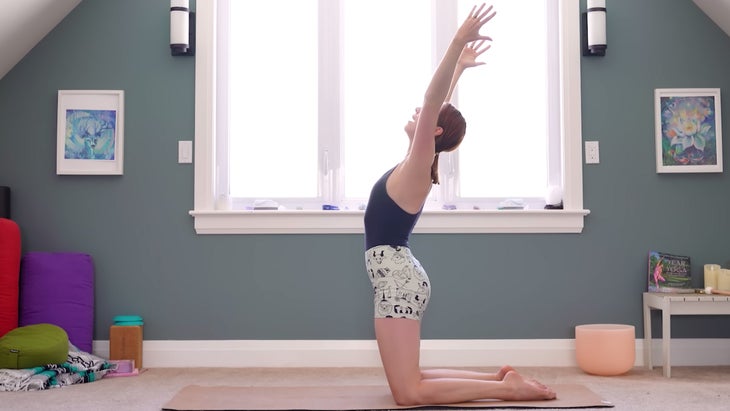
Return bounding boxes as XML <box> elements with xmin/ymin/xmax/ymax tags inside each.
<box><xmin>470</xmin><ymin>3</ymin><xmax>495</xmax><ymax>23</ymax></box>
<box><xmin>470</xmin><ymin>39</ymin><xmax>492</xmax><ymax>55</ymax></box>
<box><xmin>471</xmin><ymin>3</ymin><xmax>487</xmax><ymax>19</ymax></box>
<box><xmin>477</xmin><ymin>5</ymin><xmax>495</xmax><ymax>22</ymax></box>
<box><xmin>465</xmin><ymin>4</ymin><xmax>496</xmax><ymax>31</ymax></box>
<box><xmin>460</xmin><ymin>4</ymin><xmax>496</xmax><ymax>43</ymax></box>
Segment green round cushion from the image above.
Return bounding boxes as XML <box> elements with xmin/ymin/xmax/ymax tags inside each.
<box><xmin>0</xmin><ymin>323</ymin><xmax>69</xmax><ymax>369</ymax></box>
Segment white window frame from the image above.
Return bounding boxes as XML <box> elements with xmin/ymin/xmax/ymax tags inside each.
<box><xmin>189</xmin><ymin>0</ymin><xmax>590</xmax><ymax>234</ymax></box>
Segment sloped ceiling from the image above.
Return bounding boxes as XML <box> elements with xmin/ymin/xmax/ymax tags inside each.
<box><xmin>0</xmin><ymin>0</ymin><xmax>727</xmax><ymax>83</ymax></box>
<box><xmin>0</xmin><ymin>0</ymin><xmax>81</xmax><ymax>81</ymax></box>
<box><xmin>693</xmin><ymin>0</ymin><xmax>730</xmax><ymax>37</ymax></box>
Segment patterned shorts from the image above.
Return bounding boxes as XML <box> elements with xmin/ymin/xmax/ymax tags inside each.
<box><xmin>365</xmin><ymin>245</ymin><xmax>431</xmax><ymax>321</ymax></box>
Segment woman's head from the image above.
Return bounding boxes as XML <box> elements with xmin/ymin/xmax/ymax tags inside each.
<box><xmin>431</xmin><ymin>103</ymin><xmax>466</xmax><ymax>184</ymax></box>
<box><xmin>435</xmin><ymin>103</ymin><xmax>466</xmax><ymax>153</ymax></box>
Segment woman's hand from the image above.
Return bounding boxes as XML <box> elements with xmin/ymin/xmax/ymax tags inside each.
<box><xmin>457</xmin><ymin>40</ymin><xmax>491</xmax><ymax>70</ymax></box>
<box><xmin>455</xmin><ymin>3</ymin><xmax>496</xmax><ymax>45</ymax></box>
<box><xmin>445</xmin><ymin>40</ymin><xmax>491</xmax><ymax>102</ymax></box>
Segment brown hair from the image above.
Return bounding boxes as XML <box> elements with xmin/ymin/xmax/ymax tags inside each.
<box><xmin>431</xmin><ymin>103</ymin><xmax>466</xmax><ymax>184</ymax></box>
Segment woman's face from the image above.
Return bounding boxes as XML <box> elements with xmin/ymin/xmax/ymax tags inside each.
<box><xmin>404</xmin><ymin>107</ymin><xmax>421</xmax><ymax>138</ymax></box>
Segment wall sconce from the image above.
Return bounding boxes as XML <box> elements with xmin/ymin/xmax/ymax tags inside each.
<box><xmin>582</xmin><ymin>0</ymin><xmax>607</xmax><ymax>57</ymax></box>
<box><xmin>170</xmin><ymin>0</ymin><xmax>195</xmax><ymax>56</ymax></box>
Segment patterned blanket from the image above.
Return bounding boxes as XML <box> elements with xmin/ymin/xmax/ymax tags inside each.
<box><xmin>0</xmin><ymin>344</ymin><xmax>112</xmax><ymax>391</ymax></box>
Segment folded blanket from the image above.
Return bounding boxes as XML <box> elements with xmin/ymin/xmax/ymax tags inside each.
<box><xmin>0</xmin><ymin>344</ymin><xmax>112</xmax><ymax>391</ymax></box>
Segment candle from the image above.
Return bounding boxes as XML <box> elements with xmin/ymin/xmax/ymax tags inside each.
<box><xmin>717</xmin><ymin>269</ymin><xmax>730</xmax><ymax>291</ymax></box>
<box><xmin>705</xmin><ymin>264</ymin><xmax>721</xmax><ymax>289</ymax></box>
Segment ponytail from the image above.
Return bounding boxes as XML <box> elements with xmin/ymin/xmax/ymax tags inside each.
<box><xmin>431</xmin><ymin>104</ymin><xmax>467</xmax><ymax>185</ymax></box>
<box><xmin>431</xmin><ymin>153</ymin><xmax>441</xmax><ymax>184</ymax></box>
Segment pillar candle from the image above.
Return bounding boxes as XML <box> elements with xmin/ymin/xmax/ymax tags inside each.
<box><xmin>704</xmin><ymin>264</ymin><xmax>721</xmax><ymax>289</ymax></box>
<box><xmin>717</xmin><ymin>269</ymin><xmax>730</xmax><ymax>291</ymax></box>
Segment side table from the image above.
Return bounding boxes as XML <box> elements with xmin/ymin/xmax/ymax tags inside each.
<box><xmin>643</xmin><ymin>292</ymin><xmax>730</xmax><ymax>377</ymax></box>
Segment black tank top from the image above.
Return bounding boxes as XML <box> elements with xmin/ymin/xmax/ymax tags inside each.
<box><xmin>364</xmin><ymin>167</ymin><xmax>422</xmax><ymax>250</ymax></box>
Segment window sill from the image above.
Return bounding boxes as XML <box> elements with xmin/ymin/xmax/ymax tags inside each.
<box><xmin>189</xmin><ymin>209</ymin><xmax>590</xmax><ymax>234</ymax></box>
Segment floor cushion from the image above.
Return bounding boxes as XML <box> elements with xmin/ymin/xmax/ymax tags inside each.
<box><xmin>0</xmin><ymin>323</ymin><xmax>69</xmax><ymax>369</ymax></box>
<box><xmin>0</xmin><ymin>218</ymin><xmax>21</xmax><ymax>338</ymax></box>
<box><xmin>19</xmin><ymin>252</ymin><xmax>94</xmax><ymax>353</ymax></box>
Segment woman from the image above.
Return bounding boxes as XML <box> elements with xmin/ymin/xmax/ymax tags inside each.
<box><xmin>364</xmin><ymin>4</ymin><xmax>556</xmax><ymax>406</ymax></box>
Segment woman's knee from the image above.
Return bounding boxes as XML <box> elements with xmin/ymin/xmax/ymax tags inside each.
<box><xmin>389</xmin><ymin>384</ymin><xmax>424</xmax><ymax>406</ymax></box>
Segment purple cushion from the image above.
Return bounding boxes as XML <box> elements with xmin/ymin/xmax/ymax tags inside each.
<box><xmin>19</xmin><ymin>252</ymin><xmax>94</xmax><ymax>353</ymax></box>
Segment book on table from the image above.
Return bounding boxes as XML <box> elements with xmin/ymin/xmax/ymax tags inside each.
<box><xmin>647</xmin><ymin>251</ymin><xmax>691</xmax><ymax>292</ymax></box>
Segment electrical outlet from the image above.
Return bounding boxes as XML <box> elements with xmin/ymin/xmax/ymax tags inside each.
<box><xmin>585</xmin><ymin>141</ymin><xmax>599</xmax><ymax>164</ymax></box>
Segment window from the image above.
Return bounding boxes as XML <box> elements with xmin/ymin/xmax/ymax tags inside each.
<box><xmin>191</xmin><ymin>0</ymin><xmax>589</xmax><ymax>234</ymax></box>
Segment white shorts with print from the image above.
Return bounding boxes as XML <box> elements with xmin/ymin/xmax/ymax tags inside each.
<box><xmin>365</xmin><ymin>245</ymin><xmax>431</xmax><ymax>321</ymax></box>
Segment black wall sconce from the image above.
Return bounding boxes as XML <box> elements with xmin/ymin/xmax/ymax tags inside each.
<box><xmin>582</xmin><ymin>0</ymin><xmax>607</xmax><ymax>56</ymax></box>
<box><xmin>170</xmin><ymin>0</ymin><xmax>195</xmax><ymax>56</ymax></box>
<box><xmin>0</xmin><ymin>186</ymin><xmax>10</xmax><ymax>219</ymax></box>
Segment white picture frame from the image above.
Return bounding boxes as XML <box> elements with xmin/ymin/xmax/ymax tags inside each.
<box><xmin>655</xmin><ymin>88</ymin><xmax>722</xmax><ymax>173</ymax></box>
<box><xmin>56</xmin><ymin>90</ymin><xmax>125</xmax><ymax>175</ymax></box>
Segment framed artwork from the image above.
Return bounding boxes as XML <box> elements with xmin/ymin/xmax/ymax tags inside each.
<box><xmin>655</xmin><ymin>88</ymin><xmax>722</xmax><ymax>173</ymax></box>
<box><xmin>56</xmin><ymin>90</ymin><xmax>125</xmax><ymax>175</ymax></box>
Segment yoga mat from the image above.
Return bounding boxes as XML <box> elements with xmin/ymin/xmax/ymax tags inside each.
<box><xmin>163</xmin><ymin>384</ymin><xmax>613</xmax><ymax>410</ymax></box>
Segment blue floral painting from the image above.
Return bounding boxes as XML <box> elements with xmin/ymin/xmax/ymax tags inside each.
<box><xmin>64</xmin><ymin>109</ymin><xmax>117</xmax><ymax>160</ymax></box>
<box><xmin>659</xmin><ymin>95</ymin><xmax>717</xmax><ymax>166</ymax></box>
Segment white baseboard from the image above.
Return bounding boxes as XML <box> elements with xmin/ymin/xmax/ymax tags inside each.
<box><xmin>91</xmin><ymin>338</ymin><xmax>730</xmax><ymax>368</ymax></box>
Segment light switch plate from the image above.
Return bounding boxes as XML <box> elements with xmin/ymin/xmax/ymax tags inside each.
<box><xmin>178</xmin><ymin>141</ymin><xmax>192</xmax><ymax>163</ymax></box>
<box><xmin>585</xmin><ymin>141</ymin><xmax>599</xmax><ymax>164</ymax></box>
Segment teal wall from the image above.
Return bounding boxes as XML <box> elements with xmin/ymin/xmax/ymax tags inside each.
<box><xmin>1</xmin><ymin>0</ymin><xmax>729</xmax><ymax>341</ymax></box>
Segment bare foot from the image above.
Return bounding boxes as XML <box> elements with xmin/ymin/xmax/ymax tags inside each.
<box><xmin>496</xmin><ymin>365</ymin><xmax>515</xmax><ymax>380</ymax></box>
<box><xmin>502</xmin><ymin>371</ymin><xmax>556</xmax><ymax>401</ymax></box>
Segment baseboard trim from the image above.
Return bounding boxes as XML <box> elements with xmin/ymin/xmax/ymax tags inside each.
<box><xmin>92</xmin><ymin>338</ymin><xmax>730</xmax><ymax>368</ymax></box>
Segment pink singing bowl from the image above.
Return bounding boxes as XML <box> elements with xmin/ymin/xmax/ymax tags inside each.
<box><xmin>575</xmin><ymin>324</ymin><xmax>635</xmax><ymax>376</ymax></box>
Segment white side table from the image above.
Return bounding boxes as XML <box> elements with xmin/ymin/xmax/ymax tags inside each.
<box><xmin>643</xmin><ymin>292</ymin><xmax>730</xmax><ymax>377</ymax></box>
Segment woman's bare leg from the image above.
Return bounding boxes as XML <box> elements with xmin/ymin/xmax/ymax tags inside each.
<box><xmin>374</xmin><ymin>318</ymin><xmax>556</xmax><ymax>406</ymax></box>
<box><xmin>421</xmin><ymin>365</ymin><xmax>515</xmax><ymax>381</ymax></box>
